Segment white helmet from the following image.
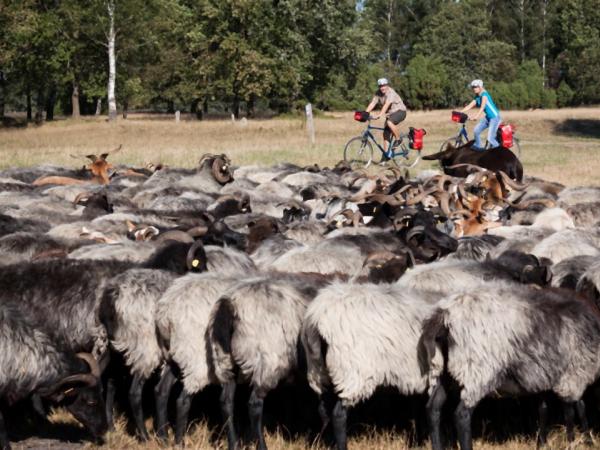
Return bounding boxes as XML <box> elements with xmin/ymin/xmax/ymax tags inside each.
<box><xmin>470</xmin><ymin>79</ymin><xmax>484</xmax><ymax>88</ymax></box>
<box><xmin>377</xmin><ymin>78</ymin><xmax>389</xmax><ymax>87</ymax></box>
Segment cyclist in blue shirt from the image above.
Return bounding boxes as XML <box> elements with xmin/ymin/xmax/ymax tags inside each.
<box><xmin>461</xmin><ymin>79</ymin><xmax>501</xmax><ymax>151</ymax></box>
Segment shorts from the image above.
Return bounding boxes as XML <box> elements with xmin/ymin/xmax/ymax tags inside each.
<box><xmin>384</xmin><ymin>110</ymin><xmax>407</xmax><ymax>141</ymax></box>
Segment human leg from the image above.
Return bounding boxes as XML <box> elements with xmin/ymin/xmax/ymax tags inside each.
<box><xmin>473</xmin><ymin>118</ymin><xmax>489</xmax><ymax>150</ymax></box>
<box><xmin>487</xmin><ymin>117</ymin><xmax>501</xmax><ymax>148</ymax></box>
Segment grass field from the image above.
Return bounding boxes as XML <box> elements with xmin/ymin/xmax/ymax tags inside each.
<box><xmin>1</xmin><ymin>107</ymin><xmax>600</xmax><ymax>186</ymax></box>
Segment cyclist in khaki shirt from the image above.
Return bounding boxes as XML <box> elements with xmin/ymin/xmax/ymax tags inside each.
<box><xmin>365</xmin><ymin>78</ymin><xmax>407</xmax><ymax>157</ymax></box>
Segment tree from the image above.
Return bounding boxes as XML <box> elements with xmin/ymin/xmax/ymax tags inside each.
<box><xmin>405</xmin><ymin>55</ymin><xmax>448</xmax><ymax>109</ymax></box>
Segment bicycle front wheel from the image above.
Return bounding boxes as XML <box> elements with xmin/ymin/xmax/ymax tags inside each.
<box><xmin>439</xmin><ymin>135</ymin><xmax>466</xmax><ymax>152</ymax></box>
<box><xmin>512</xmin><ymin>136</ymin><xmax>522</xmax><ymax>159</ymax></box>
<box><xmin>392</xmin><ymin>144</ymin><xmax>421</xmax><ymax>169</ymax></box>
<box><xmin>343</xmin><ymin>136</ymin><xmax>374</xmax><ymax>169</ymax></box>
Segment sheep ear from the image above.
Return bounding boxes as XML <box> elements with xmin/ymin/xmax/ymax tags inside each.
<box><xmin>126</xmin><ymin>220</ymin><xmax>137</xmax><ymax>232</ymax></box>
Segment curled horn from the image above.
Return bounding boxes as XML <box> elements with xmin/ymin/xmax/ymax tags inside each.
<box><xmin>405</xmin><ymin>187</ymin><xmax>438</xmax><ymax>206</ymax></box>
<box><xmin>37</xmin><ymin>353</ymin><xmax>100</xmax><ymax>398</ymax></box>
<box><xmin>405</xmin><ymin>225</ymin><xmax>426</xmax><ymax>242</ymax></box>
<box><xmin>72</xmin><ymin>192</ymin><xmax>91</xmax><ymax>206</ymax></box>
<box><xmin>77</xmin><ymin>352</ymin><xmax>101</xmax><ymax>378</ymax></box>
<box><xmin>211</xmin><ymin>156</ymin><xmax>233</xmax><ymax>184</ymax></box>
<box><xmin>186</xmin><ymin>240</ymin><xmax>206</xmax><ymax>271</ymax></box>
<box><xmin>404</xmin><ymin>248</ymin><xmax>417</xmax><ymax>268</ymax></box>
<box><xmin>187</xmin><ymin>225</ymin><xmax>209</xmax><ymax>237</ymax></box>
<box><xmin>437</xmin><ymin>191</ymin><xmax>452</xmax><ymax>216</ymax></box>
<box><xmin>447</xmin><ymin>163</ymin><xmax>486</xmax><ymax>173</ymax></box>
<box><xmin>497</xmin><ymin>171</ymin><xmax>530</xmax><ymax>191</ymax></box>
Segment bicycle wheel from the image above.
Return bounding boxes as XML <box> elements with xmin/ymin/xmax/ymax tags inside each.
<box><xmin>511</xmin><ymin>136</ymin><xmax>522</xmax><ymax>159</ymax></box>
<box><xmin>439</xmin><ymin>135</ymin><xmax>466</xmax><ymax>152</ymax></box>
<box><xmin>343</xmin><ymin>136</ymin><xmax>374</xmax><ymax>169</ymax></box>
<box><xmin>391</xmin><ymin>143</ymin><xmax>421</xmax><ymax>169</ymax></box>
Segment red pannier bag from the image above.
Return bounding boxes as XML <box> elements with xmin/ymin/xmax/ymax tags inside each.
<box><xmin>451</xmin><ymin>111</ymin><xmax>469</xmax><ymax>123</ymax></box>
<box><xmin>409</xmin><ymin>127</ymin><xmax>426</xmax><ymax>150</ymax></box>
<box><xmin>497</xmin><ymin>123</ymin><xmax>515</xmax><ymax>148</ymax></box>
<box><xmin>353</xmin><ymin>111</ymin><xmax>370</xmax><ymax>122</ymax></box>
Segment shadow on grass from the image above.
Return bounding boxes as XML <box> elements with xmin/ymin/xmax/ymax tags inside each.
<box><xmin>1</xmin><ymin>116</ymin><xmax>28</xmax><ymax>128</ymax></box>
<box><xmin>555</xmin><ymin>119</ymin><xmax>600</xmax><ymax>139</ymax></box>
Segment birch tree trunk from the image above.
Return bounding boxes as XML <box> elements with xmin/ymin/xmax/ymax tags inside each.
<box><xmin>541</xmin><ymin>0</ymin><xmax>548</xmax><ymax>88</ymax></box>
<box><xmin>72</xmin><ymin>82</ymin><xmax>80</xmax><ymax>119</ymax></box>
<box><xmin>107</xmin><ymin>0</ymin><xmax>117</xmax><ymax>121</ymax></box>
<box><xmin>386</xmin><ymin>0</ymin><xmax>393</xmax><ymax>66</ymax></box>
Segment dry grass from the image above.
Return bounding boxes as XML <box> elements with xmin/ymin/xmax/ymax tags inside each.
<box><xmin>2</xmin><ymin>107</ymin><xmax>600</xmax><ymax>186</ymax></box>
<box><xmin>35</xmin><ymin>410</ymin><xmax>591</xmax><ymax>450</ymax></box>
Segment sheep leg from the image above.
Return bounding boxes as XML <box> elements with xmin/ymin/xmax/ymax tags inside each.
<box><xmin>564</xmin><ymin>401</ymin><xmax>576</xmax><ymax>442</ymax></box>
<box><xmin>331</xmin><ymin>397</ymin><xmax>348</xmax><ymax>450</ymax></box>
<box><xmin>220</xmin><ymin>381</ymin><xmax>238</xmax><ymax>450</ymax></box>
<box><xmin>426</xmin><ymin>382</ymin><xmax>447</xmax><ymax>450</ymax></box>
<box><xmin>576</xmin><ymin>399</ymin><xmax>593</xmax><ymax>445</ymax></box>
<box><xmin>154</xmin><ymin>365</ymin><xmax>177</xmax><ymax>441</ymax></box>
<box><xmin>536</xmin><ymin>398</ymin><xmax>549</xmax><ymax>448</ymax></box>
<box><xmin>248</xmin><ymin>387</ymin><xmax>268</xmax><ymax>450</ymax></box>
<box><xmin>128</xmin><ymin>373</ymin><xmax>149</xmax><ymax>441</ymax></box>
<box><xmin>174</xmin><ymin>390</ymin><xmax>192</xmax><ymax>444</ymax></box>
<box><xmin>31</xmin><ymin>394</ymin><xmax>47</xmax><ymax>419</ymax></box>
<box><xmin>0</xmin><ymin>408</ymin><xmax>9</xmax><ymax>450</ymax></box>
<box><xmin>453</xmin><ymin>400</ymin><xmax>473</xmax><ymax>450</ymax></box>
<box><xmin>317</xmin><ymin>395</ymin><xmax>331</xmax><ymax>434</ymax></box>
<box><xmin>105</xmin><ymin>378</ymin><xmax>116</xmax><ymax>431</ymax></box>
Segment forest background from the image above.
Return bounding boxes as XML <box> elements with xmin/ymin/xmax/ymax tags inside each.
<box><xmin>1</xmin><ymin>0</ymin><xmax>599</xmax><ymax>122</ymax></box>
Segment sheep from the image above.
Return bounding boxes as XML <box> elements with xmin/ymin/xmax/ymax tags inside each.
<box><xmin>153</xmin><ymin>273</ymin><xmax>241</xmax><ymax>442</ymax></box>
<box><xmin>566</xmin><ymin>202</ymin><xmax>600</xmax><ymax>227</ymax></box>
<box><xmin>0</xmin><ymin>232</ymin><xmax>79</xmax><ymax>266</ymax></box>
<box><xmin>419</xmin><ymin>282</ymin><xmax>600</xmax><ymax>450</ymax></box>
<box><xmin>0</xmin><ymin>303</ymin><xmax>107</xmax><ymax>449</ymax></box>
<box><xmin>558</xmin><ymin>186</ymin><xmax>600</xmax><ymax>205</ymax></box>
<box><xmin>530</xmin><ymin>229</ymin><xmax>600</xmax><ymax>263</ymax></box>
<box><xmin>301</xmin><ymin>282</ymin><xmax>443</xmax><ymax>450</ymax></box>
<box><xmin>551</xmin><ymin>255</ymin><xmax>598</xmax><ymax>290</ymax></box>
<box><xmin>98</xmin><ymin>241</ymin><xmax>252</xmax><ymax>438</ymax></box>
<box><xmin>448</xmin><ymin>235</ymin><xmax>504</xmax><ymax>261</ymax></box>
<box><xmin>577</xmin><ymin>258</ymin><xmax>600</xmax><ymax>306</ymax></box>
<box><xmin>397</xmin><ymin>250</ymin><xmax>552</xmax><ymax>295</ymax></box>
<box><xmin>208</xmin><ymin>274</ymin><xmax>332</xmax><ymax>450</ymax></box>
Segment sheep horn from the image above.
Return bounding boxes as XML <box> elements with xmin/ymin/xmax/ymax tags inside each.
<box><xmin>405</xmin><ymin>187</ymin><xmax>438</xmax><ymax>206</ymax></box>
<box><xmin>76</xmin><ymin>352</ymin><xmax>101</xmax><ymax>379</ymax></box>
<box><xmin>186</xmin><ymin>240</ymin><xmax>206</xmax><ymax>271</ymax></box>
<box><xmin>498</xmin><ymin>171</ymin><xmax>530</xmax><ymax>191</ymax></box>
<box><xmin>437</xmin><ymin>191</ymin><xmax>452</xmax><ymax>216</ymax></box>
<box><xmin>211</xmin><ymin>157</ymin><xmax>233</xmax><ymax>184</ymax></box>
<box><xmin>404</xmin><ymin>248</ymin><xmax>416</xmax><ymax>268</ymax></box>
<box><xmin>72</xmin><ymin>192</ymin><xmax>91</xmax><ymax>206</ymax></box>
<box><xmin>447</xmin><ymin>163</ymin><xmax>485</xmax><ymax>173</ymax></box>
<box><xmin>405</xmin><ymin>225</ymin><xmax>426</xmax><ymax>242</ymax></box>
<box><xmin>187</xmin><ymin>225</ymin><xmax>209</xmax><ymax>237</ymax></box>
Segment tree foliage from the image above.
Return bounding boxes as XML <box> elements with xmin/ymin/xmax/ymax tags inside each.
<box><xmin>1</xmin><ymin>0</ymin><xmax>599</xmax><ymax>121</ymax></box>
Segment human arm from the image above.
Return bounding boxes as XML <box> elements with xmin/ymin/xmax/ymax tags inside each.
<box><xmin>372</xmin><ymin>100</ymin><xmax>391</xmax><ymax>120</ymax></box>
<box><xmin>365</xmin><ymin>98</ymin><xmax>378</xmax><ymax>114</ymax></box>
<box><xmin>461</xmin><ymin>100</ymin><xmax>476</xmax><ymax>113</ymax></box>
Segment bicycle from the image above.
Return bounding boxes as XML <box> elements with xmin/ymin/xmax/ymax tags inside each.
<box><xmin>343</xmin><ymin>111</ymin><xmax>425</xmax><ymax>169</ymax></box>
<box><xmin>440</xmin><ymin>111</ymin><xmax>522</xmax><ymax>158</ymax></box>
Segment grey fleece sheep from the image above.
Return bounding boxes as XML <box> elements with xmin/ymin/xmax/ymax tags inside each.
<box><xmin>420</xmin><ymin>282</ymin><xmax>600</xmax><ymax>450</ymax></box>
<box><xmin>577</xmin><ymin>258</ymin><xmax>600</xmax><ymax>306</ymax></box>
<box><xmin>208</xmin><ymin>274</ymin><xmax>330</xmax><ymax>450</ymax></box>
<box><xmin>301</xmin><ymin>282</ymin><xmax>443</xmax><ymax>450</ymax></box>
<box><xmin>153</xmin><ymin>273</ymin><xmax>240</xmax><ymax>442</ymax></box>
<box><xmin>551</xmin><ymin>255</ymin><xmax>598</xmax><ymax>289</ymax></box>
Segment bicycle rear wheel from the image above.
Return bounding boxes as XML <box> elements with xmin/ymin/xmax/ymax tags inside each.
<box><xmin>343</xmin><ymin>136</ymin><xmax>374</xmax><ymax>169</ymax></box>
<box><xmin>392</xmin><ymin>144</ymin><xmax>421</xmax><ymax>168</ymax></box>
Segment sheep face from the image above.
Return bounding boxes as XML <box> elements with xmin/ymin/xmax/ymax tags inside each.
<box><xmin>366</xmin><ymin>252</ymin><xmax>414</xmax><ymax>284</ymax></box>
<box><xmin>63</xmin><ymin>383</ymin><xmax>108</xmax><ymax>441</ymax></box>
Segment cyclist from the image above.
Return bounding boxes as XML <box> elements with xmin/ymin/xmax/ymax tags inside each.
<box><xmin>365</xmin><ymin>78</ymin><xmax>407</xmax><ymax>159</ymax></box>
<box><xmin>461</xmin><ymin>79</ymin><xmax>501</xmax><ymax>151</ymax></box>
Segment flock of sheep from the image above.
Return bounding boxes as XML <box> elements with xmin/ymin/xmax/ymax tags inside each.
<box><xmin>1</xmin><ymin>149</ymin><xmax>600</xmax><ymax>450</ymax></box>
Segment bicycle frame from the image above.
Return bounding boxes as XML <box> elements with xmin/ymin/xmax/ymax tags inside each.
<box><xmin>360</xmin><ymin>120</ymin><xmax>411</xmax><ymax>156</ymax></box>
<box><xmin>360</xmin><ymin>122</ymin><xmax>388</xmax><ymax>154</ymax></box>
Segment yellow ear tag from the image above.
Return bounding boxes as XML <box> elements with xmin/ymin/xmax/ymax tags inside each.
<box><xmin>192</xmin><ymin>259</ymin><xmax>200</xmax><ymax>268</ymax></box>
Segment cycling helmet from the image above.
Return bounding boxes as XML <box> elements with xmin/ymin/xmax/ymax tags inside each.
<box><xmin>470</xmin><ymin>79</ymin><xmax>484</xmax><ymax>88</ymax></box>
<box><xmin>377</xmin><ymin>78</ymin><xmax>389</xmax><ymax>87</ymax></box>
